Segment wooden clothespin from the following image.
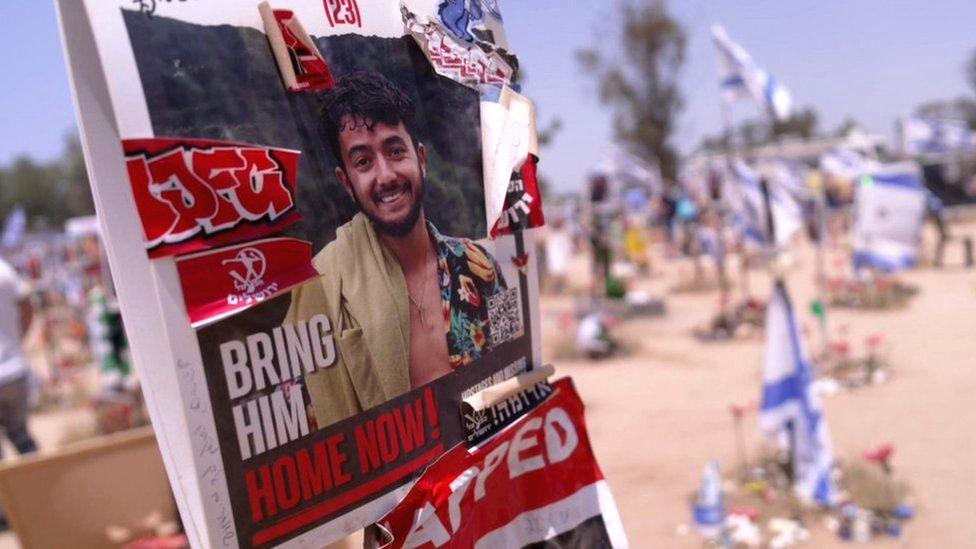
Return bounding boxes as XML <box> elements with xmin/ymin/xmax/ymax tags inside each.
<box><xmin>463</xmin><ymin>364</ymin><xmax>555</xmax><ymax>413</ymax></box>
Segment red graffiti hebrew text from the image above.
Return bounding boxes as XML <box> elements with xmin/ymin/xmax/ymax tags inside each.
<box><xmin>123</xmin><ymin>139</ymin><xmax>301</xmax><ymax>257</ymax></box>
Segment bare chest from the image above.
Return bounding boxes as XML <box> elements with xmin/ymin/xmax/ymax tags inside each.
<box><xmin>406</xmin><ymin>263</ymin><xmax>451</xmax><ymax>388</ymax></box>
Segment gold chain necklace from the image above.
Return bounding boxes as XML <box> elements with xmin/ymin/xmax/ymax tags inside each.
<box><xmin>407</xmin><ymin>242</ymin><xmax>434</xmax><ymax>328</ymax></box>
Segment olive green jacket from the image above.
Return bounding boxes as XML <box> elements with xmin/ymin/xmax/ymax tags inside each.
<box><xmin>284</xmin><ymin>213</ymin><xmax>411</xmax><ymax>428</ymax></box>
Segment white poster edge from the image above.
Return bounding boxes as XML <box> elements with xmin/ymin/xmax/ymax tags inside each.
<box><xmin>55</xmin><ymin>1</ymin><xmax>238</xmax><ymax>547</ymax></box>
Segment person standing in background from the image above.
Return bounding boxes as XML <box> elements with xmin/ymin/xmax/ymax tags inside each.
<box><xmin>0</xmin><ymin>254</ymin><xmax>37</xmax><ymax>458</ymax></box>
<box><xmin>586</xmin><ymin>175</ymin><xmax>613</xmax><ymax>297</ymax></box>
<box><xmin>543</xmin><ymin>215</ymin><xmax>574</xmax><ymax>293</ymax></box>
<box><xmin>0</xmin><ymin>254</ymin><xmax>37</xmax><ymax>529</ymax></box>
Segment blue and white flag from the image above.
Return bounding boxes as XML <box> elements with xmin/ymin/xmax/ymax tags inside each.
<box><xmin>712</xmin><ymin>25</ymin><xmax>792</xmax><ymax>122</ymax></box>
<box><xmin>819</xmin><ymin>147</ymin><xmax>876</xmax><ymax>182</ymax></box>
<box><xmin>1</xmin><ymin>205</ymin><xmax>26</xmax><ymax>249</ymax></box>
<box><xmin>900</xmin><ymin>116</ymin><xmax>976</xmax><ymax>157</ymax></box>
<box><xmin>728</xmin><ymin>161</ymin><xmax>802</xmax><ymax>247</ymax></box>
<box><xmin>760</xmin><ymin>282</ymin><xmax>836</xmax><ymax>506</ymax></box>
<box><xmin>762</xmin><ymin>159</ymin><xmax>810</xmax><ymax>202</ymax></box>
<box><xmin>852</xmin><ymin>162</ymin><xmax>927</xmax><ymax>273</ymax></box>
<box><xmin>696</xmin><ymin>225</ymin><xmax>724</xmax><ymax>264</ymax></box>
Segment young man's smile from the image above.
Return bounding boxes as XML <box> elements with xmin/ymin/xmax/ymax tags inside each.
<box><xmin>373</xmin><ymin>180</ymin><xmax>411</xmax><ymax>209</ymax></box>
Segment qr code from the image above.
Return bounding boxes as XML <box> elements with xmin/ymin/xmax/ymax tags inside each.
<box><xmin>487</xmin><ymin>287</ymin><xmax>523</xmax><ymax>347</ymax></box>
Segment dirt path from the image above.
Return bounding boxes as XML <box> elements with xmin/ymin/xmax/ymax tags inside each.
<box><xmin>542</xmin><ymin>224</ymin><xmax>976</xmax><ymax>547</ymax></box>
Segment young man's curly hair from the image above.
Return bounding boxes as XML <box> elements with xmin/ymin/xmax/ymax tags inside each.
<box><xmin>319</xmin><ymin>71</ymin><xmax>421</xmax><ymax>171</ymax></box>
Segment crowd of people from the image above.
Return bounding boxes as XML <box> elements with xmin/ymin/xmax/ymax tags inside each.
<box><xmin>0</xmin><ymin>220</ymin><xmax>136</xmax><ymax>485</ymax></box>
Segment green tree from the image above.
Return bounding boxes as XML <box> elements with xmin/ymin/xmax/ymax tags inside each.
<box><xmin>61</xmin><ymin>134</ymin><xmax>95</xmax><ymax>217</ymax></box>
<box><xmin>771</xmin><ymin>107</ymin><xmax>818</xmax><ymax>140</ymax></box>
<box><xmin>738</xmin><ymin>120</ymin><xmax>767</xmax><ymax>148</ymax></box>
<box><xmin>910</xmin><ymin>49</ymin><xmax>976</xmax><ymax>130</ymax></box>
<box><xmin>832</xmin><ymin>116</ymin><xmax>861</xmax><ymax>138</ymax></box>
<box><xmin>915</xmin><ymin>97</ymin><xmax>976</xmax><ymax>130</ymax></box>
<box><xmin>0</xmin><ymin>131</ymin><xmax>95</xmax><ymax>229</ymax></box>
<box><xmin>696</xmin><ymin>106</ymin><xmax>819</xmax><ymax>152</ymax></box>
<box><xmin>577</xmin><ymin>1</ymin><xmax>686</xmax><ymax>180</ymax></box>
<box><xmin>0</xmin><ymin>157</ymin><xmax>61</xmax><ymax>224</ymax></box>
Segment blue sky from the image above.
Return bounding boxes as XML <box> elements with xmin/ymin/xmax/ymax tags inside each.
<box><xmin>2</xmin><ymin>1</ymin><xmax>975</xmax><ymax>193</ymax></box>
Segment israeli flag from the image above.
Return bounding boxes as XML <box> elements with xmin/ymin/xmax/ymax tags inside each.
<box><xmin>852</xmin><ymin>162</ymin><xmax>927</xmax><ymax>273</ymax></box>
<box><xmin>900</xmin><ymin>115</ymin><xmax>976</xmax><ymax>157</ymax></box>
<box><xmin>728</xmin><ymin>161</ymin><xmax>802</xmax><ymax>248</ymax></box>
<box><xmin>761</xmin><ymin>282</ymin><xmax>836</xmax><ymax>506</ymax></box>
<box><xmin>819</xmin><ymin>147</ymin><xmax>877</xmax><ymax>181</ymax></box>
<box><xmin>712</xmin><ymin>25</ymin><xmax>792</xmax><ymax>122</ymax></box>
<box><xmin>1</xmin><ymin>205</ymin><xmax>26</xmax><ymax>249</ymax></box>
<box><xmin>762</xmin><ymin>159</ymin><xmax>810</xmax><ymax>202</ymax></box>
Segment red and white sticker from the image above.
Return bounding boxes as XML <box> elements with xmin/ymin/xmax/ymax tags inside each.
<box><xmin>377</xmin><ymin>378</ymin><xmax>628</xmax><ymax>548</ymax></box>
<box><xmin>122</xmin><ymin>138</ymin><xmax>302</xmax><ymax>258</ymax></box>
<box><xmin>490</xmin><ymin>154</ymin><xmax>546</xmax><ymax>237</ymax></box>
<box><xmin>176</xmin><ymin>237</ymin><xmax>318</xmax><ymax>328</ymax></box>
<box><xmin>273</xmin><ymin>9</ymin><xmax>336</xmax><ymax>91</ymax></box>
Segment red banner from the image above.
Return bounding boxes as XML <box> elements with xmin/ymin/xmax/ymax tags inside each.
<box><xmin>122</xmin><ymin>138</ymin><xmax>302</xmax><ymax>258</ymax></box>
<box><xmin>176</xmin><ymin>237</ymin><xmax>318</xmax><ymax>327</ymax></box>
<box><xmin>378</xmin><ymin>378</ymin><xmax>628</xmax><ymax>548</ymax></box>
<box><xmin>274</xmin><ymin>9</ymin><xmax>335</xmax><ymax>91</ymax></box>
<box><xmin>490</xmin><ymin>155</ymin><xmax>546</xmax><ymax>237</ymax></box>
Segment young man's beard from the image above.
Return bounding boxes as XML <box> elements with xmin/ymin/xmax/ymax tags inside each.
<box><xmin>351</xmin><ymin>177</ymin><xmax>426</xmax><ymax>238</ymax></box>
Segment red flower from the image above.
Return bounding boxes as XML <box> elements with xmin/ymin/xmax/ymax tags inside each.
<box><xmin>863</xmin><ymin>443</ymin><xmax>894</xmax><ymax>465</ymax></box>
<box><xmin>729</xmin><ymin>402</ymin><xmax>756</xmax><ymax>418</ymax></box>
<box><xmin>829</xmin><ymin>341</ymin><xmax>850</xmax><ymax>356</ymax></box>
<box><xmin>729</xmin><ymin>507</ymin><xmax>759</xmax><ymax>522</ymax></box>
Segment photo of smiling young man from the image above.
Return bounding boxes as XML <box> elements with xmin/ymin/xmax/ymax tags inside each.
<box><xmin>285</xmin><ymin>71</ymin><xmax>507</xmax><ymax>428</ymax></box>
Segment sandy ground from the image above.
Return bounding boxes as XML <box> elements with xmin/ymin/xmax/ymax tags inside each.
<box><xmin>541</xmin><ymin>221</ymin><xmax>976</xmax><ymax>547</ymax></box>
<box><xmin>1</xmin><ymin>222</ymin><xmax>974</xmax><ymax>548</ymax></box>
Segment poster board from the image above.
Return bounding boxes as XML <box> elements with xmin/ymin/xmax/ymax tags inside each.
<box><xmin>55</xmin><ymin>1</ymin><xmax>544</xmax><ymax>547</ymax></box>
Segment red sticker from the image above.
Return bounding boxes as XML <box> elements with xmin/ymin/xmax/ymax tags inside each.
<box><xmin>176</xmin><ymin>237</ymin><xmax>318</xmax><ymax>327</ymax></box>
<box><xmin>491</xmin><ymin>155</ymin><xmax>546</xmax><ymax>237</ymax></box>
<box><xmin>378</xmin><ymin>379</ymin><xmax>624</xmax><ymax>548</ymax></box>
<box><xmin>273</xmin><ymin>9</ymin><xmax>336</xmax><ymax>91</ymax></box>
<box><xmin>122</xmin><ymin>138</ymin><xmax>302</xmax><ymax>258</ymax></box>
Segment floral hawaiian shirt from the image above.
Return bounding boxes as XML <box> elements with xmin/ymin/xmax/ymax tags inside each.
<box><xmin>429</xmin><ymin>223</ymin><xmax>507</xmax><ymax>369</ymax></box>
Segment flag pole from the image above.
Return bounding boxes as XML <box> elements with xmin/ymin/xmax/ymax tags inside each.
<box><xmin>813</xmin><ymin>182</ymin><xmax>830</xmax><ymax>360</ymax></box>
<box><xmin>759</xmin><ymin>169</ymin><xmax>797</xmax><ymax>483</ymax></box>
<box><xmin>718</xmin><ymin>102</ymin><xmax>734</xmax><ymax>305</ymax></box>
<box><xmin>721</xmin><ymin>101</ymin><xmax>753</xmax><ymax>303</ymax></box>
